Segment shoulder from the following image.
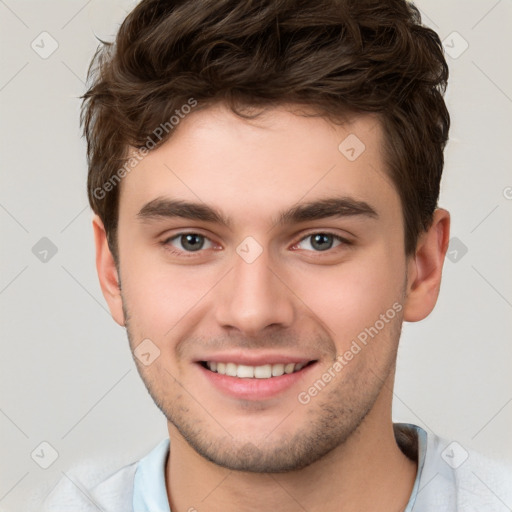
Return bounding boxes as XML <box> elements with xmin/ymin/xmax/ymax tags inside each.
<box><xmin>27</xmin><ymin>456</ymin><xmax>138</xmax><ymax>512</ymax></box>
<box><xmin>28</xmin><ymin>438</ymin><xmax>171</xmax><ymax>512</ymax></box>
<box><xmin>421</xmin><ymin>429</ymin><xmax>512</xmax><ymax>511</ymax></box>
<box><xmin>453</xmin><ymin>449</ymin><xmax>512</xmax><ymax>510</ymax></box>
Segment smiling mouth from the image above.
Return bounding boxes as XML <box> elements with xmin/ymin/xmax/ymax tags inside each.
<box><xmin>200</xmin><ymin>361</ymin><xmax>316</xmax><ymax>379</ymax></box>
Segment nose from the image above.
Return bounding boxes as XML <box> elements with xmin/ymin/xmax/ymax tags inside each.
<box><xmin>214</xmin><ymin>247</ymin><xmax>295</xmax><ymax>337</ymax></box>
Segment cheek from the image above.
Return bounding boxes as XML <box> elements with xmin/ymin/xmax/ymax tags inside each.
<box><xmin>120</xmin><ymin>246</ymin><xmax>217</xmax><ymax>339</ymax></box>
<box><xmin>292</xmin><ymin>246</ymin><xmax>405</xmax><ymax>346</ymax></box>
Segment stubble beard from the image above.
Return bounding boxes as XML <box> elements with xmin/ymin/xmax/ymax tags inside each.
<box><xmin>122</xmin><ymin>295</ymin><xmax>402</xmax><ymax>473</ymax></box>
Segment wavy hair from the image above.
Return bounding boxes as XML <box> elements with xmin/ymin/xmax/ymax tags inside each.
<box><xmin>81</xmin><ymin>0</ymin><xmax>449</xmax><ymax>258</ymax></box>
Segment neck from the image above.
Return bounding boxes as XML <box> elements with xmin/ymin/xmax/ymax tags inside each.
<box><xmin>165</xmin><ymin>389</ymin><xmax>417</xmax><ymax>512</ymax></box>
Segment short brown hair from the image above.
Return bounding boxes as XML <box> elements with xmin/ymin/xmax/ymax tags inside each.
<box><xmin>81</xmin><ymin>0</ymin><xmax>449</xmax><ymax>259</ymax></box>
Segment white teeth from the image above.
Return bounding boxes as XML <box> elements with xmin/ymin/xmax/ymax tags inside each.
<box><xmin>254</xmin><ymin>364</ymin><xmax>272</xmax><ymax>379</ymax></box>
<box><xmin>284</xmin><ymin>363</ymin><xmax>295</xmax><ymax>374</ymax></box>
<box><xmin>271</xmin><ymin>363</ymin><xmax>285</xmax><ymax>377</ymax></box>
<box><xmin>225</xmin><ymin>362</ymin><xmax>237</xmax><ymax>377</ymax></box>
<box><xmin>236</xmin><ymin>364</ymin><xmax>254</xmax><ymax>378</ymax></box>
<box><xmin>206</xmin><ymin>361</ymin><xmax>308</xmax><ymax>378</ymax></box>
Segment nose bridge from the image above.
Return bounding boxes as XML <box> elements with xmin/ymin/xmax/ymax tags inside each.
<box><xmin>215</xmin><ymin>244</ymin><xmax>294</xmax><ymax>335</ymax></box>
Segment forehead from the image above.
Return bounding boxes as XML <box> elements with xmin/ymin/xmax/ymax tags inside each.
<box><xmin>118</xmin><ymin>103</ymin><xmax>399</xmax><ymax>226</ymax></box>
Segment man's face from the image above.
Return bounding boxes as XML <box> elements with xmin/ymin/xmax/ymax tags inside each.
<box><xmin>116</xmin><ymin>104</ymin><xmax>408</xmax><ymax>472</ymax></box>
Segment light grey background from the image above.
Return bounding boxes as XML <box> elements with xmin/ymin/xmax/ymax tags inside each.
<box><xmin>1</xmin><ymin>1</ymin><xmax>511</xmax><ymax>510</ymax></box>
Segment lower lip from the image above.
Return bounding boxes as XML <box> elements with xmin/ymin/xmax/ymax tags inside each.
<box><xmin>197</xmin><ymin>363</ymin><xmax>316</xmax><ymax>401</ymax></box>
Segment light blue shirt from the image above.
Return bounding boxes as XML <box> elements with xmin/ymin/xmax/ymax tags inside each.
<box><xmin>39</xmin><ymin>423</ymin><xmax>512</xmax><ymax>511</ymax></box>
<box><xmin>132</xmin><ymin>437</ymin><xmax>171</xmax><ymax>512</ymax></box>
<box><xmin>131</xmin><ymin>424</ymin><xmax>427</xmax><ymax>511</ymax></box>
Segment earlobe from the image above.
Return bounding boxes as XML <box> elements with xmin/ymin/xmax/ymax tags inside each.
<box><xmin>92</xmin><ymin>215</ymin><xmax>125</xmax><ymax>326</ymax></box>
<box><xmin>403</xmin><ymin>209</ymin><xmax>451</xmax><ymax>322</ymax></box>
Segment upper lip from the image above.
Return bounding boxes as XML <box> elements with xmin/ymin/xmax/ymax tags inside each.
<box><xmin>195</xmin><ymin>351</ymin><xmax>317</xmax><ymax>366</ymax></box>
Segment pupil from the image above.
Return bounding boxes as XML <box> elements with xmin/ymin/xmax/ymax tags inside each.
<box><xmin>312</xmin><ymin>234</ymin><xmax>333</xmax><ymax>251</ymax></box>
<box><xmin>182</xmin><ymin>234</ymin><xmax>204</xmax><ymax>251</ymax></box>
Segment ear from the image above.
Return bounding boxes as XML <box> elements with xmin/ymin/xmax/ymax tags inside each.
<box><xmin>92</xmin><ymin>215</ymin><xmax>125</xmax><ymax>326</ymax></box>
<box><xmin>403</xmin><ymin>208</ymin><xmax>450</xmax><ymax>322</ymax></box>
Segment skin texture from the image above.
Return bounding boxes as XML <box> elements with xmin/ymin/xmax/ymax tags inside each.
<box><xmin>93</xmin><ymin>103</ymin><xmax>450</xmax><ymax>511</ymax></box>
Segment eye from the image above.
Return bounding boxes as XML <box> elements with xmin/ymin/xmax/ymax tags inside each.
<box><xmin>294</xmin><ymin>232</ymin><xmax>349</xmax><ymax>252</ymax></box>
<box><xmin>164</xmin><ymin>233</ymin><xmax>215</xmax><ymax>253</ymax></box>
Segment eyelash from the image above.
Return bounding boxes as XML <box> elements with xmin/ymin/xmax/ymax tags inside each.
<box><xmin>160</xmin><ymin>231</ymin><xmax>352</xmax><ymax>258</ymax></box>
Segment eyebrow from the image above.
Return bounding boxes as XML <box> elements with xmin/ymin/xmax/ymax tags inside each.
<box><xmin>136</xmin><ymin>196</ymin><xmax>378</xmax><ymax>228</ymax></box>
